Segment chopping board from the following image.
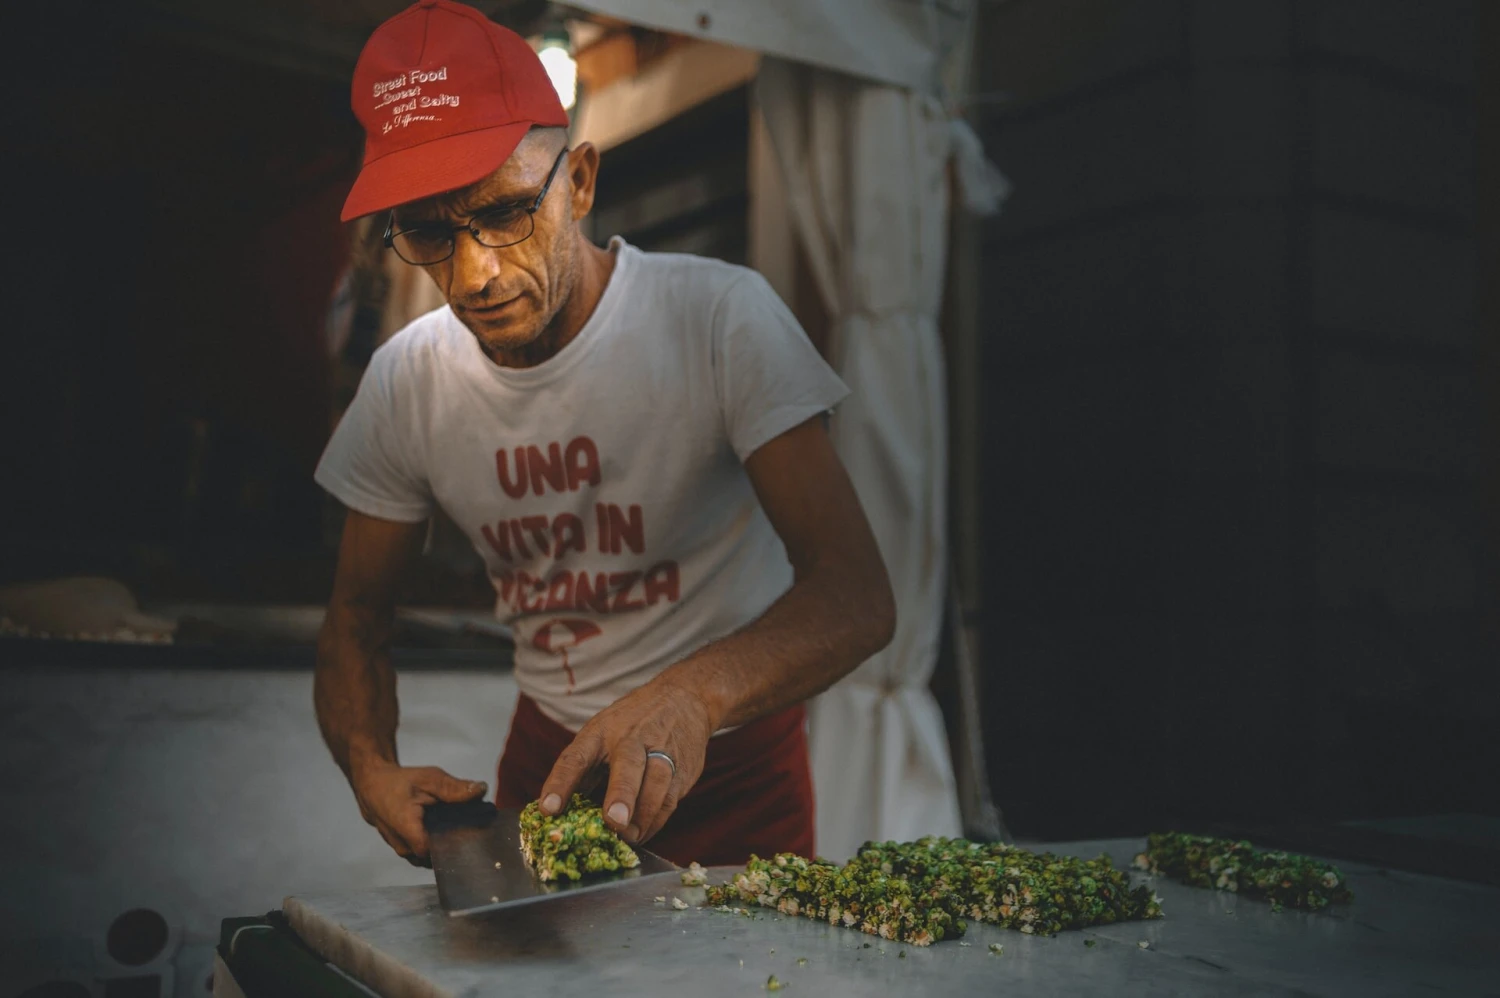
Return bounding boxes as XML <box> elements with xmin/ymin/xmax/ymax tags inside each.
<box><xmin>280</xmin><ymin>838</ymin><xmax>1500</xmax><ymax>998</ymax></box>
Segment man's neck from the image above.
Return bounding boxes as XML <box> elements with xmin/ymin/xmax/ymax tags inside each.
<box><xmin>485</xmin><ymin>240</ymin><xmax>618</xmax><ymax>369</ymax></box>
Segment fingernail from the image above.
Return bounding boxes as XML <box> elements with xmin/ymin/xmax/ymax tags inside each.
<box><xmin>542</xmin><ymin>794</ymin><xmax>561</xmax><ymax>813</ymax></box>
<box><xmin>470</xmin><ymin>781</ymin><xmax>487</xmax><ymax>792</ymax></box>
<box><xmin>626</xmin><ymin>824</ymin><xmax>641</xmax><ymax>842</ymax></box>
<box><xmin>608</xmin><ymin>802</ymin><xmax>629</xmax><ymax>825</ymax></box>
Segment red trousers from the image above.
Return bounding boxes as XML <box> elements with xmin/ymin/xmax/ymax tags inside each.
<box><xmin>494</xmin><ymin>694</ymin><xmax>815</xmax><ymax>866</ymax></box>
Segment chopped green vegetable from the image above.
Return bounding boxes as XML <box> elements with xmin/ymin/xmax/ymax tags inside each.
<box><xmin>1085</xmin><ymin>939</ymin><xmax>1096</xmax><ymax>948</ymax></box>
<box><xmin>1135</xmin><ymin>832</ymin><xmax>1352</xmax><ymax>911</ymax></box>
<box><xmin>518</xmin><ymin>794</ymin><xmax>639</xmax><ymax>882</ymax></box>
<box><xmin>706</xmin><ymin>852</ymin><xmax>967</xmax><ymax>946</ymax></box>
<box><xmin>856</xmin><ymin>836</ymin><xmax>1163</xmax><ymax>936</ymax></box>
<box><xmin>766</xmin><ymin>974</ymin><xmax>784</xmax><ymax>991</ymax></box>
<box><xmin>706</xmin><ymin>836</ymin><xmax>1164</xmax><ymax>944</ymax></box>
<box><xmin>988</xmin><ymin>943</ymin><xmax>1004</xmax><ymax>955</ymax></box>
<box><xmin>681</xmin><ymin>861</ymin><xmax>710</xmax><ymax>886</ymax></box>
<box><xmin>796</xmin><ymin>957</ymin><xmax>808</xmax><ymax>967</ymax></box>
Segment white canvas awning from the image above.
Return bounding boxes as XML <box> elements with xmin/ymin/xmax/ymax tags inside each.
<box><xmin>569</xmin><ymin>0</ymin><xmax>972</xmax><ymax>94</ymax></box>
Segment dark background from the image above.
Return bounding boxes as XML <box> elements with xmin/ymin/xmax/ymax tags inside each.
<box><xmin>974</xmin><ymin>0</ymin><xmax>1497</xmax><ymax>839</ymax></box>
<box><xmin>2</xmin><ymin>0</ymin><xmax>1495</xmax><ymax>845</ymax></box>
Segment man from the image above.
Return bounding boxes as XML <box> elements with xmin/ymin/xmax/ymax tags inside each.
<box><xmin>314</xmin><ymin>0</ymin><xmax>894</xmax><ymax>868</ymax></box>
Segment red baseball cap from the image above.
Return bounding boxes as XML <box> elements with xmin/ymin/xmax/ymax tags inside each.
<box><xmin>341</xmin><ymin>0</ymin><xmax>570</xmax><ymax>222</ymax></box>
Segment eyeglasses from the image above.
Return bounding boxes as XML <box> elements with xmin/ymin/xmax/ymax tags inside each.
<box><xmin>383</xmin><ymin>146</ymin><xmax>570</xmax><ymax>266</ymax></box>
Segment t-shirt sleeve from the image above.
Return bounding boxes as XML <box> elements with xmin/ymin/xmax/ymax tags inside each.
<box><xmin>313</xmin><ymin>349</ymin><xmax>434</xmax><ymax>523</ymax></box>
<box><xmin>713</xmin><ymin>270</ymin><xmax>851</xmax><ymax>463</ymax></box>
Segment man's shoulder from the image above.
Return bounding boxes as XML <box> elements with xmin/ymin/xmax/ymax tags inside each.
<box><xmin>624</xmin><ymin>244</ymin><xmax>766</xmax><ymax>308</ymax></box>
<box><xmin>368</xmin><ymin>305</ymin><xmax>460</xmax><ymax>377</ymax></box>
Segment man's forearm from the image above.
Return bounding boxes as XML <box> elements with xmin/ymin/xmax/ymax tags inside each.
<box><xmin>657</xmin><ymin>563</ymin><xmax>896</xmax><ymax>732</ymax></box>
<box><xmin>314</xmin><ymin>605</ymin><xmax>402</xmax><ymax>780</ymax></box>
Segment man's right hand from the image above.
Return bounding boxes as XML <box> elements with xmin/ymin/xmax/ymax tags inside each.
<box><xmin>350</xmin><ymin>762</ymin><xmax>488</xmax><ymax>866</ymax></box>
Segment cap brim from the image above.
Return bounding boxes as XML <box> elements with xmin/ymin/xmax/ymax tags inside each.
<box><xmin>340</xmin><ymin>121</ymin><xmax>533</xmax><ymax>222</ymax></box>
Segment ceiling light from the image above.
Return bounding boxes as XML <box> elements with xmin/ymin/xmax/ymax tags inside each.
<box><xmin>535</xmin><ymin>27</ymin><xmax>576</xmax><ymax>111</ymax></box>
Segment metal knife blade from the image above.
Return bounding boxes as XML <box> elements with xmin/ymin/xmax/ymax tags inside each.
<box><xmin>424</xmin><ymin>799</ymin><xmax>679</xmax><ymax>916</ymax></box>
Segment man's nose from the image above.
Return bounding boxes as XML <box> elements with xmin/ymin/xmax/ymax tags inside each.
<box><xmin>446</xmin><ymin>228</ymin><xmax>502</xmax><ymax>300</ymax></box>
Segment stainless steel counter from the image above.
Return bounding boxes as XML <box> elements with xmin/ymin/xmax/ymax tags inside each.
<box><xmin>282</xmin><ymin>837</ymin><xmax>1500</xmax><ymax>997</ymax></box>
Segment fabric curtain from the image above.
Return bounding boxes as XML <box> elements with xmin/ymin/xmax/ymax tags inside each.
<box><xmin>569</xmin><ymin>0</ymin><xmax>971</xmax><ymax>93</ymax></box>
<box><xmin>754</xmin><ymin>59</ymin><xmax>962</xmax><ymax>860</ymax></box>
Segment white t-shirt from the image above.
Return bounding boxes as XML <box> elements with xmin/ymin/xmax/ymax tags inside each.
<box><xmin>314</xmin><ymin>239</ymin><xmax>849</xmax><ymax>731</ymax></box>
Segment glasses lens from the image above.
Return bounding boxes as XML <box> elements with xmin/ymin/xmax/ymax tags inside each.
<box><xmin>392</xmin><ymin>228</ymin><xmax>454</xmax><ymax>265</ymax></box>
<box><xmin>471</xmin><ymin>206</ymin><xmax>534</xmax><ymax>248</ymax></box>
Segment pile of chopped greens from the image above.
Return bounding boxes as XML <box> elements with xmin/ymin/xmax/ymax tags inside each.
<box><xmin>1134</xmin><ymin>832</ymin><xmax>1352</xmax><ymax>911</ymax></box>
<box><xmin>857</xmin><ymin>837</ymin><xmax>1162</xmax><ymax>935</ymax></box>
<box><xmin>518</xmin><ymin>793</ymin><xmax>639</xmax><ymax>882</ymax></box>
<box><xmin>705</xmin><ymin>837</ymin><xmax>1162</xmax><ymax>945</ymax></box>
<box><xmin>706</xmin><ymin>852</ymin><xmax>966</xmax><ymax>945</ymax></box>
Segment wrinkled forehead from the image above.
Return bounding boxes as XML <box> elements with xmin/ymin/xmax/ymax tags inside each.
<box><xmin>395</xmin><ymin>133</ymin><xmax>563</xmax><ymax>224</ymax></box>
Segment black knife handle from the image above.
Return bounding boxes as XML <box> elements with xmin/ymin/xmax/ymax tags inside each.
<box><xmin>422</xmin><ymin>797</ymin><xmax>499</xmax><ymax>833</ymax></box>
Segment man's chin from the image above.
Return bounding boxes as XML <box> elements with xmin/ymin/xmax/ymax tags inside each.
<box><xmin>460</xmin><ymin>315</ymin><xmax>541</xmax><ymax>354</ymax></box>
<box><xmin>478</xmin><ymin>332</ymin><xmax>542</xmax><ymax>359</ymax></box>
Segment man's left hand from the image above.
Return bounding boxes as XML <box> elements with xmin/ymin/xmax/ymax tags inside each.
<box><xmin>537</xmin><ymin>678</ymin><xmax>715</xmax><ymax>844</ymax></box>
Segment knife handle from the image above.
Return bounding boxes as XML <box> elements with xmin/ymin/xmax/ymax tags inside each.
<box><xmin>422</xmin><ymin>797</ymin><xmax>499</xmax><ymax>832</ymax></box>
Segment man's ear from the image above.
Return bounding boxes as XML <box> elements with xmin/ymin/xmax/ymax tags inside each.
<box><xmin>567</xmin><ymin>142</ymin><xmax>600</xmax><ymax>219</ymax></box>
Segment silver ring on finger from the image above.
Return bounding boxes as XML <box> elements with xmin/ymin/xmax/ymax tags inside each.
<box><xmin>645</xmin><ymin>750</ymin><xmax>676</xmax><ymax>777</ymax></box>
